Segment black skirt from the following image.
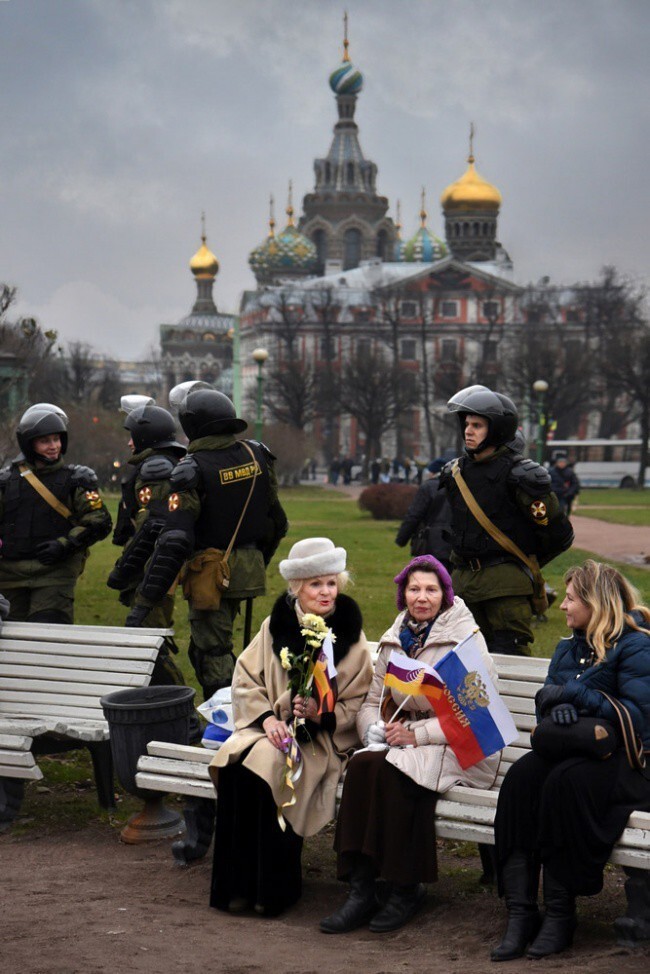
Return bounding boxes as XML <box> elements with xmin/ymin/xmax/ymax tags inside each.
<box><xmin>334</xmin><ymin>750</ymin><xmax>439</xmax><ymax>886</ymax></box>
<box><xmin>495</xmin><ymin>749</ymin><xmax>650</xmax><ymax>896</ymax></box>
<box><xmin>210</xmin><ymin>760</ymin><xmax>303</xmax><ymax>916</ymax></box>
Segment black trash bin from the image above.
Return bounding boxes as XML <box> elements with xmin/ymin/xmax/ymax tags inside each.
<box><xmin>101</xmin><ymin>685</ymin><xmax>196</xmax><ymax>843</ymax></box>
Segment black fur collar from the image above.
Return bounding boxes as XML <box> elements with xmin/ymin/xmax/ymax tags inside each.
<box><xmin>269</xmin><ymin>592</ymin><xmax>362</xmax><ymax>664</ymax></box>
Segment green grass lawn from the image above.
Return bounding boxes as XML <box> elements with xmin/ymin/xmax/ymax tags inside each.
<box><xmin>14</xmin><ymin>485</ymin><xmax>650</xmax><ymax>836</ymax></box>
<box><xmin>78</xmin><ymin>487</ymin><xmax>650</xmax><ymax>678</ymax></box>
<box><xmin>576</xmin><ymin>488</ymin><xmax>650</xmax><ymax>524</ymax></box>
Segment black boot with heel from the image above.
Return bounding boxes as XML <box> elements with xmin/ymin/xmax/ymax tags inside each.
<box><xmin>527</xmin><ymin>868</ymin><xmax>576</xmax><ymax>959</ymax></box>
<box><xmin>491</xmin><ymin>852</ymin><xmax>541</xmax><ymax>962</ymax></box>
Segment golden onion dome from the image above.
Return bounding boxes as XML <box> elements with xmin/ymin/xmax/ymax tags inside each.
<box><xmin>189</xmin><ymin>216</ymin><xmax>219</xmax><ymax>279</ymax></box>
<box><xmin>441</xmin><ymin>129</ymin><xmax>502</xmax><ymax>212</ymax></box>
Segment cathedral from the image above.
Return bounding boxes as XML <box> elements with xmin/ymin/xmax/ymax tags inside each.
<box><xmin>160</xmin><ymin>17</ymin><xmax>525</xmax><ymax>461</ymax></box>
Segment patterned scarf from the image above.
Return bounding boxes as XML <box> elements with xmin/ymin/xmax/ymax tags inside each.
<box><xmin>399</xmin><ymin>614</ymin><xmax>434</xmax><ymax>657</ymax></box>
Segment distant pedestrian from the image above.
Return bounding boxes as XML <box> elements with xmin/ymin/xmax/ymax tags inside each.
<box><xmin>370</xmin><ymin>459</ymin><xmax>380</xmax><ymax>485</ymax></box>
<box><xmin>395</xmin><ymin>458</ymin><xmax>453</xmax><ymax>570</ymax></box>
<box><xmin>549</xmin><ymin>452</ymin><xmax>580</xmax><ymax>516</ymax></box>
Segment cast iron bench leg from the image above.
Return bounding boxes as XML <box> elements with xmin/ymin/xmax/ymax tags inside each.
<box><xmin>0</xmin><ymin>777</ymin><xmax>25</xmax><ymax>832</ymax></box>
<box><xmin>87</xmin><ymin>741</ymin><xmax>116</xmax><ymax>810</ymax></box>
<box><xmin>172</xmin><ymin>797</ymin><xmax>215</xmax><ymax>865</ymax></box>
<box><xmin>614</xmin><ymin>867</ymin><xmax>650</xmax><ymax>945</ymax></box>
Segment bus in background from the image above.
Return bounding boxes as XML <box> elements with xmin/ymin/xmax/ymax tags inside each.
<box><xmin>545</xmin><ymin>440</ymin><xmax>650</xmax><ymax>489</ymax></box>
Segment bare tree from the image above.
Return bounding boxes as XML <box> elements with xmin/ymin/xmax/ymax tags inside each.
<box><xmin>259</xmin><ymin>292</ymin><xmax>318</xmax><ymax>430</ymax></box>
<box><xmin>309</xmin><ymin>287</ymin><xmax>342</xmax><ymax>463</ymax></box>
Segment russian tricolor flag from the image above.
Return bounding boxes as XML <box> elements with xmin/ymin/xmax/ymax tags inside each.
<box><xmin>432</xmin><ymin>632</ymin><xmax>518</xmax><ymax>769</ymax></box>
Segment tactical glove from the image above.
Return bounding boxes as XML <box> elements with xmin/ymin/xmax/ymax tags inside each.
<box><xmin>125</xmin><ymin>604</ymin><xmax>149</xmax><ymax>628</ymax></box>
<box><xmin>107</xmin><ymin>564</ymin><xmax>128</xmax><ymax>590</ymax></box>
<box><xmin>550</xmin><ymin>703</ymin><xmax>579</xmax><ymax>726</ymax></box>
<box><xmin>35</xmin><ymin>540</ymin><xmax>68</xmax><ymax>565</ymax></box>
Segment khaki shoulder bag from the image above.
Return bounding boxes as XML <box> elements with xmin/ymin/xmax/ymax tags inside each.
<box><xmin>451</xmin><ymin>461</ymin><xmax>549</xmax><ymax>614</ymax></box>
<box><xmin>180</xmin><ymin>442</ymin><xmax>260</xmax><ymax>611</ymax></box>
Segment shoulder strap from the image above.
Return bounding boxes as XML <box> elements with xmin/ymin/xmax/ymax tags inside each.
<box><xmin>451</xmin><ymin>460</ymin><xmax>538</xmax><ymax>575</ymax></box>
<box><xmin>599</xmin><ymin>690</ymin><xmax>646</xmax><ymax>771</ymax></box>
<box><xmin>19</xmin><ymin>464</ymin><xmax>73</xmax><ymax>520</ymax></box>
<box><xmin>222</xmin><ymin>441</ymin><xmax>260</xmax><ymax>566</ymax></box>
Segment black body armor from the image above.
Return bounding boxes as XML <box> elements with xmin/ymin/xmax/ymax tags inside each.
<box><xmin>445</xmin><ymin>453</ymin><xmax>540</xmax><ymax>561</ymax></box>
<box><xmin>192</xmin><ymin>441</ymin><xmax>271</xmax><ymax>550</ymax></box>
<box><xmin>1</xmin><ymin>465</ymin><xmax>74</xmax><ymax>559</ymax></box>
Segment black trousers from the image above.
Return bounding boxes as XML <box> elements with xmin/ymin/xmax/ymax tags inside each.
<box><xmin>210</xmin><ymin>761</ymin><xmax>303</xmax><ymax>916</ymax></box>
<box><xmin>495</xmin><ymin>749</ymin><xmax>650</xmax><ymax>897</ymax></box>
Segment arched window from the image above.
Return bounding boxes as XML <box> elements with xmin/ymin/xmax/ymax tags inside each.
<box><xmin>312</xmin><ymin>229</ymin><xmax>328</xmax><ymax>274</ymax></box>
<box><xmin>343</xmin><ymin>228</ymin><xmax>362</xmax><ymax>269</ymax></box>
<box><xmin>376</xmin><ymin>229</ymin><xmax>388</xmax><ymax>260</ymax></box>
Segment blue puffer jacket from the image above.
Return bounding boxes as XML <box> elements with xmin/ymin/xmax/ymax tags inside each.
<box><xmin>541</xmin><ymin>611</ymin><xmax>650</xmax><ymax>750</ymax></box>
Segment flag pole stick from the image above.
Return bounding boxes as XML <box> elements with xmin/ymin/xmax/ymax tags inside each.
<box><xmin>388</xmin><ymin>694</ymin><xmax>411</xmax><ymax>722</ymax></box>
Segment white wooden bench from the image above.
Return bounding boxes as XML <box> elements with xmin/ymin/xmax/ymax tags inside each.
<box><xmin>0</xmin><ymin>620</ymin><xmax>168</xmax><ymax>829</ymax></box>
<box><xmin>135</xmin><ymin>648</ymin><xmax>650</xmax><ymax>946</ymax></box>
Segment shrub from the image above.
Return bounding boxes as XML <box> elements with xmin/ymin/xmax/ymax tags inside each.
<box><xmin>358</xmin><ymin>484</ymin><xmax>418</xmax><ymax>520</ymax></box>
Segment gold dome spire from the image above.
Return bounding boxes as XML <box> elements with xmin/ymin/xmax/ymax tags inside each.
<box><xmin>268</xmin><ymin>194</ymin><xmax>276</xmax><ymax>238</ymax></box>
<box><xmin>285</xmin><ymin>180</ymin><xmax>295</xmax><ymax>228</ymax></box>
<box><xmin>440</xmin><ymin>124</ymin><xmax>502</xmax><ymax>213</ymax></box>
<box><xmin>189</xmin><ymin>213</ymin><xmax>219</xmax><ymax>279</ymax></box>
<box><xmin>419</xmin><ymin>186</ymin><xmax>427</xmax><ymax>228</ymax></box>
<box><xmin>395</xmin><ymin>199</ymin><xmax>402</xmax><ymax>238</ymax></box>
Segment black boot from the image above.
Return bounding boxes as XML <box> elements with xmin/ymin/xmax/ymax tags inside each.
<box><xmin>491</xmin><ymin>852</ymin><xmax>541</xmax><ymax>962</ymax></box>
<box><xmin>368</xmin><ymin>883</ymin><xmax>426</xmax><ymax>933</ymax></box>
<box><xmin>320</xmin><ymin>857</ymin><xmax>378</xmax><ymax>934</ymax></box>
<box><xmin>478</xmin><ymin>843</ymin><xmax>496</xmax><ymax>885</ymax></box>
<box><xmin>527</xmin><ymin>869</ymin><xmax>576</xmax><ymax>959</ymax></box>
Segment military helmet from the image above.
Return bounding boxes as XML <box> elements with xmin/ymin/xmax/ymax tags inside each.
<box><xmin>179</xmin><ymin>389</ymin><xmax>247</xmax><ymax>441</ymax></box>
<box><xmin>17</xmin><ymin>404</ymin><xmax>69</xmax><ymax>459</ymax></box>
<box><xmin>447</xmin><ymin>386</ymin><xmax>519</xmax><ymax>453</ymax></box>
<box><xmin>168</xmin><ymin>380</ymin><xmax>212</xmax><ymax>415</ymax></box>
<box><xmin>124</xmin><ymin>405</ymin><xmax>184</xmax><ymax>454</ymax></box>
<box><xmin>120</xmin><ymin>394</ymin><xmax>155</xmax><ymax>415</ymax></box>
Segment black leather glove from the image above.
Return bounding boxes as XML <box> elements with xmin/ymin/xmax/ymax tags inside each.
<box><xmin>125</xmin><ymin>604</ymin><xmax>149</xmax><ymax>628</ymax></box>
<box><xmin>550</xmin><ymin>703</ymin><xmax>579</xmax><ymax>726</ymax></box>
<box><xmin>535</xmin><ymin>683</ymin><xmax>565</xmax><ymax>715</ymax></box>
<box><xmin>35</xmin><ymin>540</ymin><xmax>68</xmax><ymax>565</ymax></box>
<box><xmin>107</xmin><ymin>565</ymin><xmax>127</xmax><ymax>590</ymax></box>
<box><xmin>0</xmin><ymin>594</ymin><xmax>10</xmax><ymax>620</ymax></box>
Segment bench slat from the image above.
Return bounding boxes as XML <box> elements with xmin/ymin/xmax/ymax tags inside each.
<box><xmin>0</xmin><ymin>701</ymin><xmax>104</xmax><ymax>721</ymax></box>
<box><xmin>0</xmin><ymin>763</ymin><xmax>43</xmax><ymax>781</ymax></box>
<box><xmin>0</xmin><ymin>654</ymin><xmax>155</xmax><ymax>675</ymax></box>
<box><xmin>135</xmin><ymin>771</ymin><xmax>214</xmax><ymax>800</ymax></box>
<box><xmin>0</xmin><ymin>733</ymin><xmax>32</xmax><ymax>750</ymax></box>
<box><xmin>0</xmin><ymin>750</ymin><xmax>37</xmax><ymax>768</ymax></box>
<box><xmin>0</xmin><ymin>622</ymin><xmax>170</xmax><ymax>645</ymax></box>
<box><xmin>500</xmin><ymin>694</ymin><xmax>537</xmax><ymax>715</ymax></box>
<box><xmin>0</xmin><ymin>640</ymin><xmax>159</xmax><ymax>662</ymax></box>
<box><xmin>0</xmin><ymin>677</ymin><xmax>145</xmax><ymax>696</ymax></box>
<box><xmin>146</xmin><ymin>741</ymin><xmax>214</xmax><ymax>764</ymax></box>
<box><xmin>138</xmin><ymin>755</ymin><xmax>212</xmax><ymax>780</ymax></box>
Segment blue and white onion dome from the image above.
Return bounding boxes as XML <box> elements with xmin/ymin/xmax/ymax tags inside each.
<box><xmin>249</xmin><ymin>190</ymin><xmax>317</xmax><ymax>278</ymax></box>
<box><xmin>329</xmin><ymin>19</ymin><xmax>363</xmax><ymax>95</ymax></box>
<box><xmin>403</xmin><ymin>191</ymin><xmax>448</xmax><ymax>262</ymax></box>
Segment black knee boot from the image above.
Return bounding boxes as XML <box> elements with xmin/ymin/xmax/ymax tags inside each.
<box><xmin>368</xmin><ymin>883</ymin><xmax>426</xmax><ymax>933</ymax></box>
<box><xmin>527</xmin><ymin>868</ymin><xmax>576</xmax><ymax>959</ymax></box>
<box><xmin>491</xmin><ymin>852</ymin><xmax>541</xmax><ymax>962</ymax></box>
<box><xmin>320</xmin><ymin>856</ymin><xmax>378</xmax><ymax>934</ymax></box>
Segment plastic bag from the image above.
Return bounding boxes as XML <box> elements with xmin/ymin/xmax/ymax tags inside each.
<box><xmin>197</xmin><ymin>687</ymin><xmax>233</xmax><ymax>750</ymax></box>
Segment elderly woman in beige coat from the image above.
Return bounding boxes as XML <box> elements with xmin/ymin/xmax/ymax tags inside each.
<box><xmin>320</xmin><ymin>555</ymin><xmax>501</xmax><ymax>935</ymax></box>
<box><xmin>209</xmin><ymin>537</ymin><xmax>372</xmax><ymax>918</ymax></box>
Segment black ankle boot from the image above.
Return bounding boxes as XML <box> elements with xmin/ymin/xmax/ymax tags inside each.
<box><xmin>368</xmin><ymin>883</ymin><xmax>426</xmax><ymax>933</ymax></box>
<box><xmin>320</xmin><ymin>858</ymin><xmax>378</xmax><ymax>934</ymax></box>
<box><xmin>527</xmin><ymin>869</ymin><xmax>576</xmax><ymax>959</ymax></box>
<box><xmin>491</xmin><ymin>852</ymin><xmax>541</xmax><ymax>962</ymax></box>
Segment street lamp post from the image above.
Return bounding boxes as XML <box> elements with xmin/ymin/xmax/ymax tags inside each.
<box><xmin>252</xmin><ymin>347</ymin><xmax>268</xmax><ymax>442</ymax></box>
<box><xmin>532</xmin><ymin>379</ymin><xmax>549</xmax><ymax>464</ymax></box>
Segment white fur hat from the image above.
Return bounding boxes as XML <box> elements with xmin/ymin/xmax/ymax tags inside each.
<box><xmin>279</xmin><ymin>537</ymin><xmax>347</xmax><ymax>581</ymax></box>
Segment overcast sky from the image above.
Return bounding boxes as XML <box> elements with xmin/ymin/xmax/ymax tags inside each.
<box><xmin>1</xmin><ymin>0</ymin><xmax>649</xmax><ymax>359</ymax></box>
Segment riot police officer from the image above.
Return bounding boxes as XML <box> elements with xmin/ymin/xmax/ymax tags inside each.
<box><xmin>0</xmin><ymin>404</ymin><xmax>112</xmax><ymax>623</ymax></box>
<box><xmin>107</xmin><ymin>404</ymin><xmax>187</xmax><ymax>686</ymax></box>
<box><xmin>439</xmin><ymin>386</ymin><xmax>573</xmax><ymax>656</ymax></box>
<box><xmin>126</xmin><ymin>390</ymin><xmax>288</xmax><ymax>700</ymax></box>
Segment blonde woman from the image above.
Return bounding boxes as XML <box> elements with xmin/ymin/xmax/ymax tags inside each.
<box><xmin>492</xmin><ymin>560</ymin><xmax>650</xmax><ymax>961</ymax></box>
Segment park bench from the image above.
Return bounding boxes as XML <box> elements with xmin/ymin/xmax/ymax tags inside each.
<box><xmin>0</xmin><ymin>620</ymin><xmax>168</xmax><ymax>829</ymax></box>
<box><xmin>135</xmin><ymin>648</ymin><xmax>650</xmax><ymax>946</ymax></box>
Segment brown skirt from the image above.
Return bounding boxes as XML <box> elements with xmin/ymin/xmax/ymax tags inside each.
<box><xmin>334</xmin><ymin>750</ymin><xmax>439</xmax><ymax>886</ymax></box>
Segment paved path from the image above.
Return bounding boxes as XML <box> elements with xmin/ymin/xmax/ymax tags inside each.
<box><xmin>323</xmin><ymin>483</ymin><xmax>650</xmax><ymax>569</ymax></box>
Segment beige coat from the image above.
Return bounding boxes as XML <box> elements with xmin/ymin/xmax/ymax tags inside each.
<box><xmin>357</xmin><ymin>597</ymin><xmax>502</xmax><ymax>793</ymax></box>
<box><xmin>210</xmin><ymin>606</ymin><xmax>373</xmax><ymax>837</ymax></box>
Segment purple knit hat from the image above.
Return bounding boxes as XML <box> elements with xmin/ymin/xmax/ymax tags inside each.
<box><xmin>393</xmin><ymin>555</ymin><xmax>455</xmax><ymax>612</ymax></box>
